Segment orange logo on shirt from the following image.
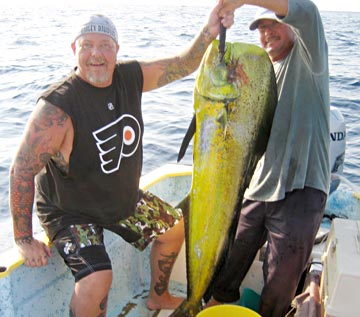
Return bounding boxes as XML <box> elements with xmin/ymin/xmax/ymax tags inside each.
<box><xmin>92</xmin><ymin>114</ymin><xmax>141</xmax><ymax>174</ymax></box>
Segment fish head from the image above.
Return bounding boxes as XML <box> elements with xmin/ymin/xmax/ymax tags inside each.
<box><xmin>195</xmin><ymin>40</ymin><xmax>272</xmax><ymax>103</ymax></box>
<box><xmin>195</xmin><ymin>40</ymin><xmax>243</xmax><ymax>101</ymax></box>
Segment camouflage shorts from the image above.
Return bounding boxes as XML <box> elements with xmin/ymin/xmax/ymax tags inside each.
<box><xmin>116</xmin><ymin>191</ymin><xmax>183</xmax><ymax>250</ymax></box>
<box><xmin>52</xmin><ymin>191</ymin><xmax>183</xmax><ymax>281</ymax></box>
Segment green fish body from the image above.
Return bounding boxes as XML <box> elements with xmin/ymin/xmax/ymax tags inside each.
<box><xmin>171</xmin><ymin>40</ymin><xmax>277</xmax><ymax>317</ymax></box>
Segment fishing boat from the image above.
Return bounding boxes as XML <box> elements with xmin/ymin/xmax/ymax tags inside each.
<box><xmin>1</xmin><ymin>161</ymin><xmax>360</xmax><ymax>317</ymax></box>
<box><xmin>1</xmin><ymin>110</ymin><xmax>359</xmax><ymax>317</ymax></box>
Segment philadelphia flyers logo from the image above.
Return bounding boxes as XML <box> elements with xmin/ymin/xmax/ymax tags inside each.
<box><xmin>92</xmin><ymin>114</ymin><xmax>141</xmax><ymax>174</ymax></box>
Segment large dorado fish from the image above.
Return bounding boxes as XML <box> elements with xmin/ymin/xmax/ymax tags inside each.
<box><xmin>171</xmin><ymin>39</ymin><xmax>277</xmax><ymax>317</ymax></box>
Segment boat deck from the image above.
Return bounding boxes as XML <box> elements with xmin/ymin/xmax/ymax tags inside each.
<box><xmin>112</xmin><ymin>283</ymin><xmax>186</xmax><ymax>317</ymax></box>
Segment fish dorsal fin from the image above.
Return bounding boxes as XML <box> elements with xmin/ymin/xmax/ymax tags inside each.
<box><xmin>177</xmin><ymin>114</ymin><xmax>196</xmax><ymax>162</ymax></box>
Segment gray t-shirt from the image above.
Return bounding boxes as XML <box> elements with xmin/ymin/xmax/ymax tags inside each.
<box><xmin>244</xmin><ymin>0</ymin><xmax>330</xmax><ymax>202</ymax></box>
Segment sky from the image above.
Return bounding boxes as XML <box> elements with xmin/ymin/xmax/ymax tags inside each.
<box><xmin>5</xmin><ymin>0</ymin><xmax>360</xmax><ymax>12</ymax></box>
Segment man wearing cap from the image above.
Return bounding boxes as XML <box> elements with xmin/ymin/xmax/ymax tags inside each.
<box><xmin>9</xmin><ymin>2</ymin><xmax>234</xmax><ymax>316</ymax></box>
<box><xmin>206</xmin><ymin>0</ymin><xmax>330</xmax><ymax>316</ymax></box>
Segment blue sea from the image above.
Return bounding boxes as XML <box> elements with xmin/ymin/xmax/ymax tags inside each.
<box><xmin>0</xmin><ymin>2</ymin><xmax>359</xmax><ymax>252</ymax></box>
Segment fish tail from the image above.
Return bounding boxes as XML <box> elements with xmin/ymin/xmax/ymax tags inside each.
<box><xmin>168</xmin><ymin>300</ymin><xmax>202</xmax><ymax>317</ymax></box>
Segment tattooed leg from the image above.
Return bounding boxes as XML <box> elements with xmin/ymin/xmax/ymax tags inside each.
<box><xmin>146</xmin><ymin>219</ymin><xmax>185</xmax><ymax>310</ymax></box>
<box><xmin>69</xmin><ymin>270</ymin><xmax>111</xmax><ymax>317</ymax></box>
<box><xmin>69</xmin><ymin>308</ymin><xmax>76</xmax><ymax>317</ymax></box>
<box><xmin>154</xmin><ymin>252</ymin><xmax>178</xmax><ymax>296</ymax></box>
<box><xmin>69</xmin><ymin>292</ymin><xmax>108</xmax><ymax>317</ymax></box>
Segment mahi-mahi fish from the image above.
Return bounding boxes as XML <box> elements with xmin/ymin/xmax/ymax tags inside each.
<box><xmin>171</xmin><ymin>39</ymin><xmax>277</xmax><ymax>317</ymax></box>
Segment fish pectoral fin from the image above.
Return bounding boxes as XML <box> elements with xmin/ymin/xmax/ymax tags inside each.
<box><xmin>178</xmin><ymin>114</ymin><xmax>196</xmax><ymax>162</ymax></box>
<box><xmin>216</xmin><ymin>106</ymin><xmax>229</xmax><ymax>135</ymax></box>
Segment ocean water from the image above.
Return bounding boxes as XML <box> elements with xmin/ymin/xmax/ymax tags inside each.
<box><xmin>0</xmin><ymin>2</ymin><xmax>359</xmax><ymax>252</ymax></box>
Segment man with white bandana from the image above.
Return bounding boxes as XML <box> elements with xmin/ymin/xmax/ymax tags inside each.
<box><xmin>9</xmin><ymin>2</ymin><xmax>234</xmax><ymax>316</ymax></box>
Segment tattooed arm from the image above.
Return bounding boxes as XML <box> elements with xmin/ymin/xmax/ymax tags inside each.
<box><xmin>140</xmin><ymin>0</ymin><xmax>234</xmax><ymax>92</ymax></box>
<box><xmin>9</xmin><ymin>98</ymin><xmax>73</xmax><ymax>267</ymax></box>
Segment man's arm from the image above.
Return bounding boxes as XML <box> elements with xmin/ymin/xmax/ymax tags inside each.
<box><xmin>140</xmin><ymin>0</ymin><xmax>235</xmax><ymax>92</ymax></box>
<box><xmin>9</xmin><ymin>99</ymin><xmax>71</xmax><ymax>267</ymax></box>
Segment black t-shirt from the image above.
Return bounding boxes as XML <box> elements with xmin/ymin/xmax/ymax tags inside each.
<box><xmin>35</xmin><ymin>61</ymin><xmax>144</xmax><ymax>239</ymax></box>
